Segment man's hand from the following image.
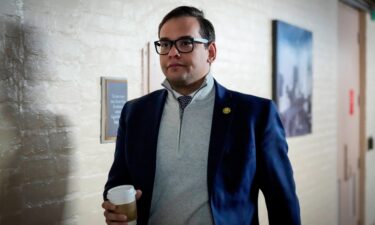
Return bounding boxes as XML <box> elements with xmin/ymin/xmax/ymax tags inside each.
<box><xmin>102</xmin><ymin>190</ymin><xmax>142</xmax><ymax>225</ymax></box>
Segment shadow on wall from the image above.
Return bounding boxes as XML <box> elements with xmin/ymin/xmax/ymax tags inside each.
<box><xmin>0</xmin><ymin>14</ymin><xmax>74</xmax><ymax>224</ymax></box>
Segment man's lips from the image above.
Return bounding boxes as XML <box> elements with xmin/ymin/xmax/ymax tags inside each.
<box><xmin>167</xmin><ymin>63</ymin><xmax>185</xmax><ymax>69</ymax></box>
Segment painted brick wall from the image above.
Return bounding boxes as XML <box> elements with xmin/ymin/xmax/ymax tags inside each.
<box><xmin>0</xmin><ymin>10</ymin><xmax>25</xmax><ymax>225</ymax></box>
<box><xmin>0</xmin><ymin>0</ymin><xmax>373</xmax><ymax>224</ymax></box>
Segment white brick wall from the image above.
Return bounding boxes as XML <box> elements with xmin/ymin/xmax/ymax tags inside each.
<box><xmin>1</xmin><ymin>0</ymin><xmax>374</xmax><ymax>224</ymax></box>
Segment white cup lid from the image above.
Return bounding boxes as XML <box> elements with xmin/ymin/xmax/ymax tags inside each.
<box><xmin>107</xmin><ymin>185</ymin><xmax>136</xmax><ymax>205</ymax></box>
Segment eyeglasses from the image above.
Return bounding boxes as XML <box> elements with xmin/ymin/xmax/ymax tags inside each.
<box><xmin>154</xmin><ymin>37</ymin><xmax>209</xmax><ymax>55</ymax></box>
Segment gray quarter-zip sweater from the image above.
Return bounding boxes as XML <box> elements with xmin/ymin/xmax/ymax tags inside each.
<box><xmin>148</xmin><ymin>74</ymin><xmax>215</xmax><ymax>225</ymax></box>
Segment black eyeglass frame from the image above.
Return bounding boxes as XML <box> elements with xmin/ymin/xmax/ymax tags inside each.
<box><xmin>154</xmin><ymin>37</ymin><xmax>209</xmax><ymax>55</ymax></box>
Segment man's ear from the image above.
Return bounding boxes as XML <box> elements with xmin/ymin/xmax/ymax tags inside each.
<box><xmin>207</xmin><ymin>42</ymin><xmax>217</xmax><ymax>64</ymax></box>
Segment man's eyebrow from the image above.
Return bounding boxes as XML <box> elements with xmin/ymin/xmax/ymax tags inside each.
<box><xmin>177</xmin><ymin>36</ymin><xmax>194</xmax><ymax>39</ymax></box>
<box><xmin>159</xmin><ymin>37</ymin><xmax>171</xmax><ymax>41</ymax></box>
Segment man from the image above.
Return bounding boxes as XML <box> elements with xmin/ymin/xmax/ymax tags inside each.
<box><xmin>102</xmin><ymin>6</ymin><xmax>300</xmax><ymax>225</ymax></box>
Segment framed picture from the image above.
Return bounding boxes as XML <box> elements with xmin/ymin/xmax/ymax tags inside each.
<box><xmin>272</xmin><ymin>20</ymin><xmax>313</xmax><ymax>137</ymax></box>
<box><xmin>101</xmin><ymin>77</ymin><xmax>128</xmax><ymax>143</ymax></box>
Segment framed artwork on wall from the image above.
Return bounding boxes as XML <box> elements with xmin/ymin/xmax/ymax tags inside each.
<box><xmin>272</xmin><ymin>20</ymin><xmax>313</xmax><ymax>137</ymax></box>
<box><xmin>101</xmin><ymin>77</ymin><xmax>128</xmax><ymax>143</ymax></box>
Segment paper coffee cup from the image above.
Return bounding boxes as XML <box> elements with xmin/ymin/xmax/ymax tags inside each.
<box><xmin>107</xmin><ymin>185</ymin><xmax>137</xmax><ymax>225</ymax></box>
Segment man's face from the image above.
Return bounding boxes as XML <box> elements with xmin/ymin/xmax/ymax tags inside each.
<box><xmin>159</xmin><ymin>16</ymin><xmax>216</xmax><ymax>91</ymax></box>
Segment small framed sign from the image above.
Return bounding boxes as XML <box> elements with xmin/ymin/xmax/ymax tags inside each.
<box><xmin>101</xmin><ymin>77</ymin><xmax>128</xmax><ymax>143</ymax></box>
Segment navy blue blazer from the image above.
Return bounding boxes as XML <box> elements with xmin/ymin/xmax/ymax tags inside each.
<box><xmin>104</xmin><ymin>81</ymin><xmax>301</xmax><ymax>225</ymax></box>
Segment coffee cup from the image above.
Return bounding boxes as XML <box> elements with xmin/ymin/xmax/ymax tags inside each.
<box><xmin>107</xmin><ymin>185</ymin><xmax>137</xmax><ymax>225</ymax></box>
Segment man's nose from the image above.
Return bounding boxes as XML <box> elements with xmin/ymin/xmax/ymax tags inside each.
<box><xmin>168</xmin><ymin>44</ymin><xmax>180</xmax><ymax>57</ymax></box>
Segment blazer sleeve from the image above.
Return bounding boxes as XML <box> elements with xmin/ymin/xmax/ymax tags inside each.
<box><xmin>257</xmin><ymin>101</ymin><xmax>301</xmax><ymax>225</ymax></box>
<box><xmin>103</xmin><ymin>103</ymin><xmax>132</xmax><ymax>200</ymax></box>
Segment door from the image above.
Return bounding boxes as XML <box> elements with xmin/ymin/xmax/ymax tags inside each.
<box><xmin>337</xmin><ymin>3</ymin><xmax>361</xmax><ymax>225</ymax></box>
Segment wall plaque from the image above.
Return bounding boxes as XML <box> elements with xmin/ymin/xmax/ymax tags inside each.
<box><xmin>101</xmin><ymin>77</ymin><xmax>127</xmax><ymax>143</ymax></box>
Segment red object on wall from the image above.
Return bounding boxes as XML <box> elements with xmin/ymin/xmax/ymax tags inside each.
<box><xmin>349</xmin><ymin>89</ymin><xmax>354</xmax><ymax>115</ymax></box>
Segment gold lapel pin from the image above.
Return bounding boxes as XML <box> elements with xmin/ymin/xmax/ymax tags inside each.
<box><xmin>222</xmin><ymin>107</ymin><xmax>231</xmax><ymax>114</ymax></box>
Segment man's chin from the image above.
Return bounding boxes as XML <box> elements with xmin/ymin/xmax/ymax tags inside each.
<box><xmin>167</xmin><ymin>78</ymin><xmax>188</xmax><ymax>87</ymax></box>
<box><xmin>166</xmin><ymin>72</ymin><xmax>187</xmax><ymax>81</ymax></box>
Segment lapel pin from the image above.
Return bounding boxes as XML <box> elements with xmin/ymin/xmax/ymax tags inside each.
<box><xmin>222</xmin><ymin>107</ymin><xmax>231</xmax><ymax>114</ymax></box>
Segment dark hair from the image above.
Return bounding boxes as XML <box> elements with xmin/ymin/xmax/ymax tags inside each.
<box><xmin>158</xmin><ymin>6</ymin><xmax>216</xmax><ymax>42</ymax></box>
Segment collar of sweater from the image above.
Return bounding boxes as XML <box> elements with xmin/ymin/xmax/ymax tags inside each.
<box><xmin>161</xmin><ymin>72</ymin><xmax>214</xmax><ymax>102</ymax></box>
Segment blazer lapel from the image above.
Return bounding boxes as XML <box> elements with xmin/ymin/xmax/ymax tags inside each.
<box><xmin>136</xmin><ymin>90</ymin><xmax>168</xmax><ymax>225</ymax></box>
<box><xmin>207</xmin><ymin>81</ymin><xmax>235</xmax><ymax>194</ymax></box>
<box><xmin>148</xmin><ymin>90</ymin><xmax>168</xmax><ymax>158</ymax></box>
<box><xmin>141</xmin><ymin>89</ymin><xmax>168</xmax><ymax>186</ymax></box>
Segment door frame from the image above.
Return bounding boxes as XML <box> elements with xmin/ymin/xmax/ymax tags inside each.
<box><xmin>337</xmin><ymin>2</ymin><xmax>367</xmax><ymax>225</ymax></box>
<box><xmin>358</xmin><ymin>10</ymin><xmax>366</xmax><ymax>225</ymax></box>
